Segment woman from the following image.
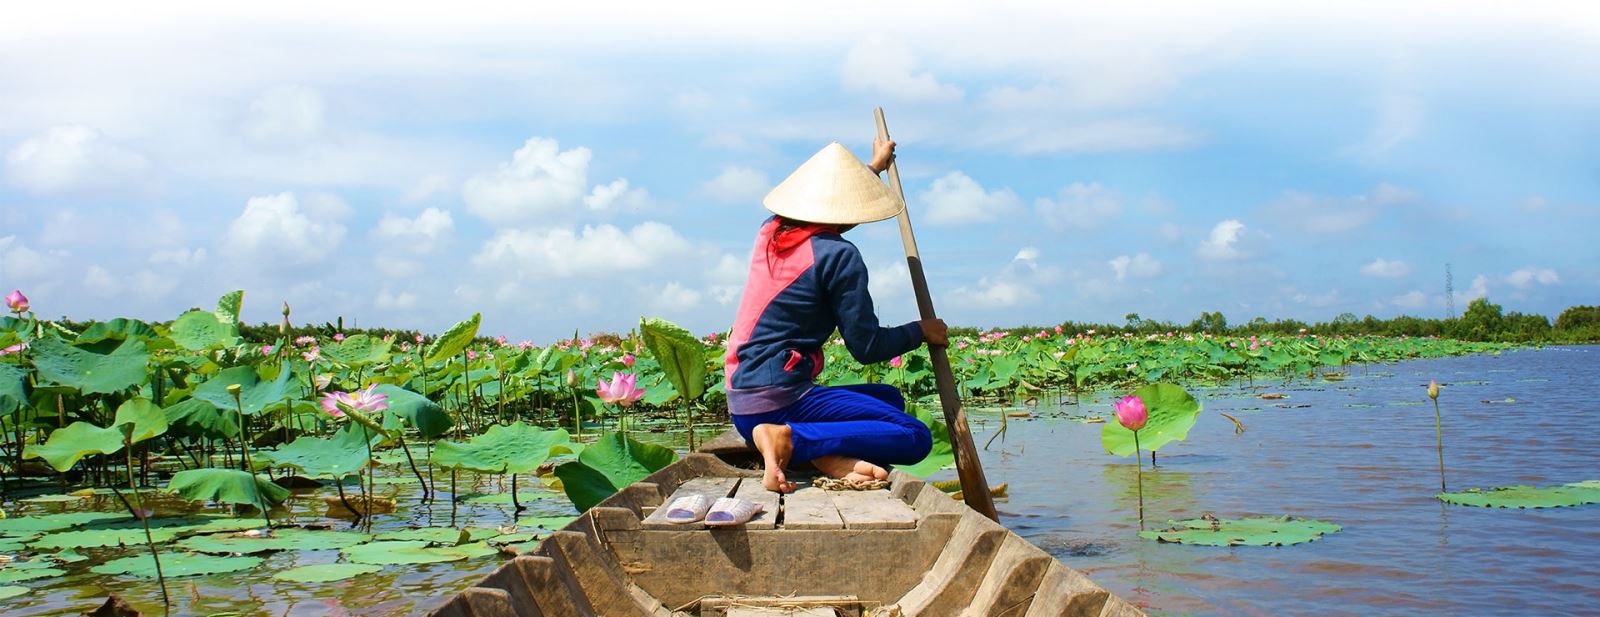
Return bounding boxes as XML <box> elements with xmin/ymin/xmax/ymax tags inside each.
<box><xmin>723</xmin><ymin>137</ymin><xmax>946</xmax><ymax>493</ymax></box>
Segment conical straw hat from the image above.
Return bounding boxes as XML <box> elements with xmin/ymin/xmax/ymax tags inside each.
<box><xmin>763</xmin><ymin>142</ymin><xmax>904</xmax><ymax>225</ymax></box>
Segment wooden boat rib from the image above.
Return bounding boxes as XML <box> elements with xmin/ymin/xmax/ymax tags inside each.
<box><xmin>432</xmin><ymin>432</ymin><xmax>1146</xmax><ymax>617</ymax></box>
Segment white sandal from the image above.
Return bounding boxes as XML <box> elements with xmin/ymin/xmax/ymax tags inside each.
<box><xmin>664</xmin><ymin>494</ymin><xmax>713</xmax><ymax>524</ymax></box>
<box><xmin>703</xmin><ymin>497</ymin><xmax>763</xmax><ymax>527</ymax></box>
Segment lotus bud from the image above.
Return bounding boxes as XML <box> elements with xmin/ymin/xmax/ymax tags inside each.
<box><xmin>226</xmin><ymin>383</ymin><xmax>242</xmax><ymax>402</ymax></box>
<box><xmin>1114</xmin><ymin>395</ymin><xmax>1148</xmax><ymax>431</ymax></box>
<box><xmin>279</xmin><ymin>302</ymin><xmax>290</xmax><ymax>335</ymax></box>
<box><xmin>566</xmin><ymin>368</ymin><xmax>579</xmax><ymax>389</ymax></box>
<box><xmin>4</xmin><ymin>290</ymin><xmax>28</xmax><ymax>314</ymax></box>
<box><xmin>1428</xmin><ymin>380</ymin><xmax>1439</xmax><ymax>400</ymax></box>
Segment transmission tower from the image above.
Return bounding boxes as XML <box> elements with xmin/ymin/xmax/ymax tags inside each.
<box><xmin>1444</xmin><ymin>263</ymin><xmax>1454</xmax><ymax>319</ymax></box>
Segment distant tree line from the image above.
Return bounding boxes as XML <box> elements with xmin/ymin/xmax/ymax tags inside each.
<box><xmin>954</xmin><ymin>300</ymin><xmax>1600</xmax><ymax>344</ymax></box>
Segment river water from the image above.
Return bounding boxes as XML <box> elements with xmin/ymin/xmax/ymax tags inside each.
<box><xmin>973</xmin><ymin>345</ymin><xmax>1600</xmax><ymax>617</ymax></box>
<box><xmin>4</xmin><ymin>346</ymin><xmax>1596</xmax><ymax>615</ymax></box>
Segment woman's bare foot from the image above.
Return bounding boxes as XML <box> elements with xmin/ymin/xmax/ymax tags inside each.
<box><xmin>812</xmin><ymin>455</ymin><xmax>888</xmax><ymax>483</ymax></box>
<box><xmin>751</xmin><ymin>424</ymin><xmax>797</xmax><ymax>493</ymax></box>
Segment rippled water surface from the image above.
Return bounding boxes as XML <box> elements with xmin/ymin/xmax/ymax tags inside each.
<box><xmin>970</xmin><ymin>345</ymin><xmax>1600</xmax><ymax>617</ymax></box>
<box><xmin>5</xmin><ymin>347</ymin><xmax>1597</xmax><ymax>616</ymax></box>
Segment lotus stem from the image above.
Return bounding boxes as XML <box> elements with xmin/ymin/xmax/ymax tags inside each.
<box><xmin>397</xmin><ymin>435</ymin><xmax>430</xmax><ymax>503</ymax></box>
<box><xmin>511</xmin><ymin>472</ymin><xmax>521</xmax><ymax>512</ymax></box>
<box><xmin>1134</xmin><ymin>430</ymin><xmax>1145</xmax><ymax>531</ymax></box>
<box><xmin>110</xmin><ymin>484</ymin><xmax>169</xmax><ymax>616</ymax></box>
<box><xmin>1432</xmin><ymin>397</ymin><xmax>1446</xmax><ymax>493</ymax></box>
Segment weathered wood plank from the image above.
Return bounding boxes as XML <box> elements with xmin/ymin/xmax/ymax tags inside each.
<box><xmin>1023</xmin><ymin>561</ymin><xmax>1111</xmax><ymax>617</ymax></box>
<box><xmin>725</xmin><ymin>607</ymin><xmax>837</xmax><ymax>617</ymax></box>
<box><xmin>781</xmin><ymin>487</ymin><xmax>844</xmax><ymax>530</ymax></box>
<box><xmin>830</xmin><ymin>489</ymin><xmax>918</xmax><ymax>529</ymax></box>
<box><xmin>961</xmin><ymin>534</ymin><xmax>1051</xmax><ymax>616</ymax></box>
<box><xmin>640</xmin><ymin>476</ymin><xmax>742</xmax><ymax>530</ymax></box>
<box><xmin>892</xmin><ymin>512</ymin><xmax>1003</xmax><ymax>616</ymax></box>
<box><xmin>733</xmin><ymin>475</ymin><xmax>781</xmax><ymax>530</ymax></box>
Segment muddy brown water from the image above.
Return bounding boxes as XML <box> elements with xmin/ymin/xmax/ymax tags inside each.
<box><xmin>3</xmin><ymin>346</ymin><xmax>1597</xmax><ymax>615</ymax></box>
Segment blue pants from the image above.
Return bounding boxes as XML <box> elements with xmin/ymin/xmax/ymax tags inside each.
<box><xmin>731</xmin><ymin>383</ymin><xmax>933</xmax><ymax>466</ymax></box>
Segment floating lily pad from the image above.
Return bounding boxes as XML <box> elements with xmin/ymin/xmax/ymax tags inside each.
<box><xmin>514</xmin><ymin>515</ymin><xmax>577</xmax><ymax>530</ymax></box>
<box><xmin>373</xmin><ymin>526</ymin><xmax>497</xmax><ymax>544</ymax></box>
<box><xmin>20</xmin><ymin>493</ymin><xmax>88</xmax><ymax>503</ymax></box>
<box><xmin>431</xmin><ymin>422</ymin><xmax>573</xmax><ymax>475</ymax></box>
<box><xmin>1140</xmin><ymin>515</ymin><xmax>1341</xmax><ymax>547</ymax></box>
<box><xmin>54</xmin><ymin>548</ymin><xmax>89</xmax><ymax>563</ymax></box>
<box><xmin>176</xmin><ymin>528</ymin><xmax>372</xmax><ymax>554</ymax></box>
<box><xmin>0</xmin><ymin>560</ymin><xmax>65</xmax><ymax>583</ymax></box>
<box><xmin>0</xmin><ymin>585</ymin><xmax>29</xmax><ymax>600</ymax></box>
<box><xmin>342</xmin><ymin>540</ymin><xmax>479</xmax><ymax>565</ymax></box>
<box><xmin>0</xmin><ymin>512</ymin><xmax>129</xmax><ymax>535</ymax></box>
<box><xmin>91</xmin><ymin>552</ymin><xmax>263</xmax><ymax>578</ymax></box>
<box><xmin>272</xmin><ymin>563</ymin><xmax>383</xmax><ymax>583</ymax></box>
<box><xmin>490</xmin><ymin>531</ymin><xmax>541</xmax><ymax>544</ymax></box>
<box><xmin>1439</xmin><ymin>481</ymin><xmax>1600</xmax><ymax>509</ymax></box>
<box><xmin>169</xmin><ymin>516</ymin><xmax>271</xmax><ymax>536</ymax></box>
<box><xmin>29</xmin><ymin>524</ymin><xmax>181</xmax><ymax>549</ymax></box>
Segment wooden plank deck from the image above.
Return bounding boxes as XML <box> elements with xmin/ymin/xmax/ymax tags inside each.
<box><xmin>643</xmin><ymin>475</ymin><xmax>919</xmax><ymax>532</ymax></box>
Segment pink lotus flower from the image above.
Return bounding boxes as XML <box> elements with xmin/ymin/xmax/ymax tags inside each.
<box><xmin>1055</xmin><ymin>325</ymin><xmax>1064</xmax><ymax>335</ymax></box>
<box><xmin>302</xmin><ymin>347</ymin><xmax>320</xmax><ymax>363</ymax></box>
<box><xmin>261</xmin><ymin>345</ymin><xmax>274</xmax><ymax>356</ymax></box>
<box><xmin>596</xmin><ymin>372</ymin><xmax>645</xmax><ymax>407</ymax></box>
<box><xmin>621</xmin><ymin>353</ymin><xmax>635</xmax><ymax>368</ymax></box>
<box><xmin>313</xmin><ymin>374</ymin><xmax>332</xmax><ymax>391</ymax></box>
<box><xmin>4</xmin><ymin>290</ymin><xmax>27</xmax><ymax>314</ymax></box>
<box><xmin>466</xmin><ymin>349</ymin><xmax>478</xmax><ymax>360</ymax></box>
<box><xmin>414</xmin><ymin>334</ymin><xmax>424</xmax><ymax>343</ymax></box>
<box><xmin>956</xmin><ymin>341</ymin><xmax>968</xmax><ymax>350</ymax></box>
<box><xmin>889</xmin><ymin>355</ymin><xmax>903</xmax><ymax>369</ymax></box>
<box><xmin>333</xmin><ymin>333</ymin><xmax>346</xmax><ymax>342</ymax></box>
<box><xmin>0</xmin><ymin>342</ymin><xmax>27</xmax><ymax>356</ymax></box>
<box><xmin>517</xmin><ymin>340</ymin><xmax>534</xmax><ymax>350</ymax></box>
<box><xmin>1114</xmin><ymin>395</ymin><xmax>1148</xmax><ymax>431</ymax></box>
<box><xmin>294</xmin><ymin>335</ymin><xmax>316</xmax><ymax>346</ymax></box>
<box><xmin>319</xmin><ymin>385</ymin><xmax>388</xmax><ymax>417</ymax></box>
<box><xmin>495</xmin><ymin>335</ymin><xmax>507</xmax><ymax>346</ymax></box>
<box><xmin>399</xmin><ymin>343</ymin><xmax>410</xmax><ymax>352</ymax></box>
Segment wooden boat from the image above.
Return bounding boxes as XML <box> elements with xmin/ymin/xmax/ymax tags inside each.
<box><xmin>431</xmin><ymin>431</ymin><xmax>1147</xmax><ymax>617</ymax></box>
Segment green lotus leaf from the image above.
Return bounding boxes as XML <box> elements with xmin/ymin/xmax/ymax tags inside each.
<box><xmin>167</xmin><ymin>516</ymin><xmax>270</xmax><ymax>536</ymax></box>
<box><xmin>0</xmin><ymin>561</ymin><xmax>65</xmax><ymax>583</ymax></box>
<box><xmin>261</xmin><ymin>427</ymin><xmax>371</xmax><ymax>480</ymax></box>
<box><xmin>54</xmin><ymin>548</ymin><xmax>89</xmax><ymax>563</ymax></box>
<box><xmin>29</xmin><ymin>524</ymin><xmax>181</xmax><ymax>549</ymax></box>
<box><xmin>426</xmin><ymin>313</ymin><xmax>480</xmax><ymax>364</ymax></box>
<box><xmin>166</xmin><ymin>468</ymin><xmax>290</xmax><ymax>507</ymax></box>
<box><xmin>0</xmin><ymin>586</ymin><xmax>28</xmax><ymax>600</ymax></box>
<box><xmin>0</xmin><ymin>362</ymin><xmax>27</xmax><ymax>412</ymax></box>
<box><xmin>176</xmin><ymin>528</ymin><xmax>372</xmax><ymax>554</ymax></box>
<box><xmin>374</xmin><ymin>526</ymin><xmax>499</xmax><ymax>544</ymax></box>
<box><xmin>75</xmin><ymin>318</ymin><xmax>162</xmax><ymax>344</ymax></box>
<box><xmin>30</xmin><ymin>336</ymin><xmax>149</xmax><ymax>395</ymax></box>
<box><xmin>431</xmin><ymin>421</ymin><xmax>572</xmax><ymax>474</ymax></box>
<box><xmin>192</xmin><ymin>365</ymin><xmax>296</xmax><ymax>416</ymax></box>
<box><xmin>272</xmin><ymin>563</ymin><xmax>382</xmax><ymax>583</ymax></box>
<box><xmin>0</xmin><ymin>512</ymin><xmax>129</xmax><ymax>536</ymax></box>
<box><xmin>896</xmin><ymin>404</ymin><xmax>955</xmax><ymax>478</ymax></box>
<box><xmin>113</xmin><ymin>397</ymin><xmax>168</xmax><ymax>444</ymax></box>
<box><xmin>513</xmin><ymin>515</ymin><xmax>577</xmax><ymax>530</ymax></box>
<box><xmin>639</xmin><ymin>317</ymin><xmax>708</xmax><ymax>402</ymax></box>
<box><xmin>20</xmin><ymin>493</ymin><xmax>86</xmax><ymax>503</ymax></box>
<box><xmin>23</xmin><ymin>421</ymin><xmax>126</xmax><ymax>472</ymax></box>
<box><xmin>215</xmin><ymin>290</ymin><xmax>244</xmax><ymax>327</ymax></box>
<box><xmin>1101</xmin><ymin>383</ymin><xmax>1203</xmax><ymax>457</ymax></box>
<box><xmin>449</xmin><ymin>541</ymin><xmax>497</xmax><ymax>559</ymax></box>
<box><xmin>553</xmin><ymin>431</ymin><xmax>675</xmax><ymax>512</ymax></box>
<box><xmin>169</xmin><ymin>309</ymin><xmax>238</xmax><ymax>350</ymax></box>
<box><xmin>91</xmin><ymin>552</ymin><xmax>262</xmax><ymax>578</ymax></box>
<box><xmin>163</xmin><ymin>398</ymin><xmax>238</xmax><ymax>440</ymax></box>
<box><xmin>342</xmin><ymin>540</ymin><xmax>479</xmax><ymax>565</ymax></box>
<box><xmin>1140</xmin><ymin>515</ymin><xmax>1341</xmax><ymax>547</ymax></box>
<box><xmin>322</xmin><ymin>334</ymin><xmax>393</xmax><ymax>368</ymax></box>
<box><xmin>1438</xmin><ymin>480</ymin><xmax>1600</xmax><ymax>509</ymax></box>
<box><xmin>373</xmin><ymin>384</ymin><xmax>452</xmax><ymax>438</ymax></box>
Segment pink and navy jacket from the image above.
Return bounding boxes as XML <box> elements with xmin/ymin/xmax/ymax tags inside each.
<box><xmin>723</xmin><ymin>217</ymin><xmax>924</xmax><ymax>415</ymax></box>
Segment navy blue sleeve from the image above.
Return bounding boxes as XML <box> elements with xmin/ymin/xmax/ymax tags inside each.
<box><xmin>817</xmin><ymin>239</ymin><xmax>924</xmax><ymax>364</ymax></box>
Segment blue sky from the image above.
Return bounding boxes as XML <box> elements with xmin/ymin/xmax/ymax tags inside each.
<box><xmin>2</xmin><ymin>2</ymin><xmax>1596</xmax><ymax>341</ymax></box>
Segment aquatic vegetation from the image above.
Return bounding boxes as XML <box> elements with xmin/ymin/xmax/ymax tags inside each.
<box><xmin>552</xmin><ymin>432</ymin><xmax>676</xmax><ymax>511</ymax></box>
<box><xmin>1114</xmin><ymin>395</ymin><xmax>1149</xmax><ymax>529</ymax></box>
<box><xmin>1140</xmin><ymin>515</ymin><xmax>1342</xmax><ymax>547</ymax></box>
<box><xmin>1429</xmin><ymin>379</ymin><xmax>1447</xmax><ymax>492</ymax></box>
<box><xmin>271</xmin><ymin>562</ymin><xmax>382</xmax><ymax>583</ymax></box>
<box><xmin>1438</xmin><ymin>481</ymin><xmax>1600</xmax><ymax>509</ymax></box>
<box><xmin>1101</xmin><ymin>384</ymin><xmax>1202</xmax><ymax>458</ymax></box>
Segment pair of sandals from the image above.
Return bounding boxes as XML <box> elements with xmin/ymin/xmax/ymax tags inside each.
<box><xmin>663</xmin><ymin>494</ymin><xmax>762</xmax><ymax>526</ymax></box>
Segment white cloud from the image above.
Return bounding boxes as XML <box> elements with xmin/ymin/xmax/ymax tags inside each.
<box><xmin>3</xmin><ymin>125</ymin><xmax>150</xmax><ymax>195</ymax></box>
<box><xmin>1360</xmin><ymin>257</ymin><xmax>1411</xmax><ymax>278</ymax></box>
<box><xmin>1346</xmin><ymin>93</ymin><xmax>1423</xmax><ymax>159</ymax></box>
<box><xmin>707</xmin><ymin>253</ymin><xmax>748</xmax><ymax>305</ymax></box>
<box><xmin>241</xmin><ymin>85</ymin><xmax>326</xmax><ymax>144</ymax></box>
<box><xmin>375</xmin><ymin>288</ymin><xmax>418</xmax><ymax>310</ymax></box>
<box><xmin>1454</xmin><ymin>274</ymin><xmax>1489</xmax><ymax>306</ymax></box>
<box><xmin>1505</xmin><ymin>267</ymin><xmax>1559</xmax><ymax>288</ymax></box>
<box><xmin>700</xmin><ymin>166</ymin><xmax>771</xmax><ymax>204</ymax></box>
<box><xmin>1393</xmin><ymin>290</ymin><xmax>1429</xmax><ymax>310</ymax></box>
<box><xmin>149</xmin><ymin>247</ymin><xmax>207</xmax><ymax>267</ymax></box>
<box><xmin>471</xmin><ymin>222</ymin><xmax>691</xmax><ymax>278</ymax></box>
<box><xmin>1157</xmin><ymin>223</ymin><xmax>1182</xmax><ymax>242</ymax></box>
<box><xmin>918</xmin><ymin>171</ymin><xmax>1019</xmax><ymax>225</ymax></box>
<box><xmin>0</xmin><ymin>236</ymin><xmax>66</xmax><ymax>281</ymax></box>
<box><xmin>1034</xmin><ymin>182</ymin><xmax>1122</xmax><ymax>230</ymax></box>
<box><xmin>83</xmin><ymin>265</ymin><xmax>118</xmax><ymax>298</ymax></box>
<box><xmin>947</xmin><ymin>246</ymin><xmax>1056</xmax><ymax>309</ymax></box>
<box><xmin>221</xmin><ymin>192</ymin><xmax>347</xmax><ymax>267</ymax></box>
<box><xmin>1108</xmin><ymin>253</ymin><xmax>1164</xmax><ymax>281</ymax></box>
<box><xmin>371</xmin><ymin>208</ymin><xmax>454</xmax><ymax>254</ymax></box>
<box><xmin>583</xmin><ymin>178</ymin><xmax>650</xmax><ymax>211</ymax></box>
<box><xmin>1196</xmin><ymin>219</ymin><xmax>1252</xmax><ymax>261</ymax></box>
<box><xmin>651</xmin><ymin>281</ymin><xmax>702</xmax><ymax>312</ymax></box>
<box><xmin>840</xmin><ymin>35</ymin><xmax>962</xmax><ymax>103</ymax></box>
<box><xmin>1263</xmin><ymin>184</ymin><xmax>1416</xmax><ymax>234</ymax></box>
<box><xmin>462</xmin><ymin>137</ymin><xmax>591</xmax><ymax>224</ymax></box>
